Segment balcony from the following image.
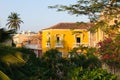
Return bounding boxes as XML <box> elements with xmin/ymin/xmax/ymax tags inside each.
<box><xmin>24</xmin><ymin>44</ymin><xmax>41</xmax><ymax>50</ymax></box>
<box><xmin>73</xmin><ymin>43</ymin><xmax>81</xmax><ymax>48</ymax></box>
<box><xmin>46</xmin><ymin>42</ymin><xmax>50</xmax><ymax>48</ymax></box>
<box><xmin>73</xmin><ymin>43</ymin><xmax>89</xmax><ymax>48</ymax></box>
<box><xmin>55</xmin><ymin>42</ymin><xmax>64</xmax><ymax>48</ymax></box>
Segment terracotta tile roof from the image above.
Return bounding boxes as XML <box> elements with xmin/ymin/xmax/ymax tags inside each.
<box><xmin>44</xmin><ymin>22</ymin><xmax>94</xmax><ymax>30</ymax></box>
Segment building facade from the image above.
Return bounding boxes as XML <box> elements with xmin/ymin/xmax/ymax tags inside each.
<box><xmin>42</xmin><ymin>22</ymin><xmax>103</xmax><ymax>57</ymax></box>
<box><xmin>13</xmin><ymin>31</ymin><xmax>42</xmax><ymax>57</ymax></box>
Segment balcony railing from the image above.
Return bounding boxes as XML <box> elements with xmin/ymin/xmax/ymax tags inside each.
<box><xmin>55</xmin><ymin>42</ymin><xmax>63</xmax><ymax>48</ymax></box>
<box><xmin>46</xmin><ymin>42</ymin><xmax>50</xmax><ymax>48</ymax></box>
<box><xmin>25</xmin><ymin>44</ymin><xmax>41</xmax><ymax>50</ymax></box>
<box><xmin>73</xmin><ymin>43</ymin><xmax>80</xmax><ymax>48</ymax></box>
<box><xmin>73</xmin><ymin>43</ymin><xmax>89</xmax><ymax>48</ymax></box>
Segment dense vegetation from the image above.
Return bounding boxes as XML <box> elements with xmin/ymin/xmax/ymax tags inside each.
<box><xmin>0</xmin><ymin>1</ymin><xmax>120</xmax><ymax>79</ymax></box>
<box><xmin>0</xmin><ymin>45</ymin><xmax>37</xmax><ymax>80</ymax></box>
<box><xmin>0</xmin><ymin>44</ymin><xmax>117</xmax><ymax>80</ymax></box>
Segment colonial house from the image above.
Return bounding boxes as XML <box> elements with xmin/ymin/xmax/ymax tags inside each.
<box><xmin>13</xmin><ymin>31</ymin><xmax>42</xmax><ymax>57</ymax></box>
<box><xmin>42</xmin><ymin>22</ymin><xmax>104</xmax><ymax>57</ymax></box>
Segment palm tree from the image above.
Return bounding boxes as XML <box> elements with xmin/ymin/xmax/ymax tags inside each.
<box><xmin>0</xmin><ymin>46</ymin><xmax>32</xmax><ymax>80</ymax></box>
<box><xmin>6</xmin><ymin>12</ymin><xmax>23</xmax><ymax>30</ymax></box>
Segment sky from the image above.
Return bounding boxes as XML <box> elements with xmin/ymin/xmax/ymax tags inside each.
<box><xmin>0</xmin><ymin>0</ymin><xmax>89</xmax><ymax>32</ymax></box>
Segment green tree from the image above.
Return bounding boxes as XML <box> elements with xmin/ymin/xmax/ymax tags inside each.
<box><xmin>0</xmin><ymin>28</ymin><xmax>16</xmax><ymax>43</ymax></box>
<box><xmin>0</xmin><ymin>22</ymin><xmax>39</xmax><ymax>80</ymax></box>
<box><xmin>71</xmin><ymin>68</ymin><xmax>117</xmax><ymax>80</ymax></box>
<box><xmin>69</xmin><ymin>46</ymin><xmax>101</xmax><ymax>69</ymax></box>
<box><xmin>0</xmin><ymin>46</ymin><xmax>27</xmax><ymax>80</ymax></box>
<box><xmin>0</xmin><ymin>46</ymin><xmax>39</xmax><ymax>80</ymax></box>
<box><xmin>40</xmin><ymin>49</ymin><xmax>63</xmax><ymax>80</ymax></box>
<box><xmin>49</xmin><ymin>0</ymin><xmax>120</xmax><ymax>35</ymax></box>
<box><xmin>39</xmin><ymin>48</ymin><xmax>102</xmax><ymax>80</ymax></box>
<box><xmin>49</xmin><ymin>0</ymin><xmax>120</xmax><ymax>21</ymax></box>
<box><xmin>6</xmin><ymin>12</ymin><xmax>23</xmax><ymax>31</ymax></box>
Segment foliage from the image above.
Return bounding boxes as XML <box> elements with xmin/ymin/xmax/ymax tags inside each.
<box><xmin>6</xmin><ymin>12</ymin><xmax>23</xmax><ymax>30</ymax></box>
<box><xmin>39</xmin><ymin>49</ymin><xmax>66</xmax><ymax>80</ymax></box>
<box><xmin>49</xmin><ymin>0</ymin><xmax>120</xmax><ymax>35</ymax></box>
<box><xmin>98</xmin><ymin>36</ymin><xmax>120</xmax><ymax>69</ymax></box>
<box><xmin>71</xmin><ymin>67</ymin><xmax>117</xmax><ymax>80</ymax></box>
<box><xmin>69</xmin><ymin>45</ymin><xmax>101</xmax><ymax>69</ymax></box>
<box><xmin>0</xmin><ymin>28</ymin><xmax>16</xmax><ymax>43</ymax></box>
<box><xmin>0</xmin><ymin>45</ymin><xmax>117</xmax><ymax>80</ymax></box>
<box><xmin>10</xmin><ymin>47</ymin><xmax>42</xmax><ymax>80</ymax></box>
<box><xmin>40</xmin><ymin>48</ymin><xmax>99</xmax><ymax>80</ymax></box>
<box><xmin>0</xmin><ymin>46</ymin><xmax>26</xmax><ymax>65</ymax></box>
<box><xmin>43</xmin><ymin>48</ymin><xmax>62</xmax><ymax>59</ymax></box>
<box><xmin>0</xmin><ymin>71</ymin><xmax>10</xmax><ymax>80</ymax></box>
<box><xmin>0</xmin><ymin>45</ymin><xmax>38</xmax><ymax>80</ymax></box>
<box><xmin>19</xmin><ymin>48</ymin><xmax>41</xmax><ymax>80</ymax></box>
<box><xmin>38</xmin><ymin>48</ymin><xmax>104</xmax><ymax>80</ymax></box>
<box><xmin>49</xmin><ymin>0</ymin><xmax>120</xmax><ymax>21</ymax></box>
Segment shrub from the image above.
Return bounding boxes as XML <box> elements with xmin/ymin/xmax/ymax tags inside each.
<box><xmin>98</xmin><ymin>37</ymin><xmax>120</xmax><ymax>69</ymax></box>
<box><xmin>71</xmin><ymin>68</ymin><xmax>117</xmax><ymax>80</ymax></box>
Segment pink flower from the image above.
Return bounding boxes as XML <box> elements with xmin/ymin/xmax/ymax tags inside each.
<box><xmin>102</xmin><ymin>53</ymin><xmax>110</xmax><ymax>60</ymax></box>
<box><xmin>111</xmin><ymin>54</ymin><xmax>115</xmax><ymax>58</ymax></box>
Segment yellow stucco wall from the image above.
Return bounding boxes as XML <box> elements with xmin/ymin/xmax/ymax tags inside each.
<box><xmin>42</xmin><ymin>29</ymin><xmax>89</xmax><ymax>57</ymax></box>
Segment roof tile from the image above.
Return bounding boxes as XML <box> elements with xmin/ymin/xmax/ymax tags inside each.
<box><xmin>44</xmin><ymin>22</ymin><xmax>93</xmax><ymax>30</ymax></box>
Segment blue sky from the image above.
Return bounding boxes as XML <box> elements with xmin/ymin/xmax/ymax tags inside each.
<box><xmin>0</xmin><ymin>0</ymin><xmax>89</xmax><ymax>32</ymax></box>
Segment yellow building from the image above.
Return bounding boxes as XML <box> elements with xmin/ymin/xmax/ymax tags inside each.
<box><xmin>42</xmin><ymin>22</ymin><xmax>104</xmax><ymax>57</ymax></box>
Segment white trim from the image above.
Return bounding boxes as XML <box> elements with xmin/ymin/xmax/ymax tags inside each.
<box><xmin>46</xmin><ymin>42</ymin><xmax>50</xmax><ymax>48</ymax></box>
<box><xmin>74</xmin><ymin>33</ymin><xmax>83</xmax><ymax>43</ymax></box>
<box><xmin>55</xmin><ymin>43</ymin><xmax>64</xmax><ymax>48</ymax></box>
<box><xmin>25</xmin><ymin>44</ymin><xmax>41</xmax><ymax>50</ymax></box>
<box><xmin>73</xmin><ymin>43</ymin><xmax>89</xmax><ymax>48</ymax></box>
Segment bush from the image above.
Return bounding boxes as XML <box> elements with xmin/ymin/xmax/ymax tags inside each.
<box><xmin>69</xmin><ymin>46</ymin><xmax>101</xmax><ymax>69</ymax></box>
<box><xmin>98</xmin><ymin>37</ymin><xmax>120</xmax><ymax>69</ymax></box>
<box><xmin>71</xmin><ymin>68</ymin><xmax>117</xmax><ymax>80</ymax></box>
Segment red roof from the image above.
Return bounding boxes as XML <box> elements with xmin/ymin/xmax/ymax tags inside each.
<box><xmin>44</xmin><ymin>22</ymin><xmax>93</xmax><ymax>30</ymax></box>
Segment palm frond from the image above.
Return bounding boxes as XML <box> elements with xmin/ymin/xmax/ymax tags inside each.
<box><xmin>6</xmin><ymin>12</ymin><xmax>23</xmax><ymax>30</ymax></box>
<box><xmin>0</xmin><ymin>71</ymin><xmax>11</xmax><ymax>80</ymax></box>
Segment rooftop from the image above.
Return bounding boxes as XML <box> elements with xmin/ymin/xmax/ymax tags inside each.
<box><xmin>43</xmin><ymin>22</ymin><xmax>94</xmax><ymax>30</ymax></box>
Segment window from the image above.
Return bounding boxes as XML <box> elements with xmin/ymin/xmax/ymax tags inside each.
<box><xmin>48</xmin><ymin>37</ymin><xmax>50</xmax><ymax>42</ymax></box>
<box><xmin>73</xmin><ymin>34</ymin><xmax>81</xmax><ymax>48</ymax></box>
<box><xmin>76</xmin><ymin>37</ymin><xmax>81</xmax><ymax>43</ymax></box>
<box><xmin>55</xmin><ymin>34</ymin><xmax>63</xmax><ymax>48</ymax></box>
<box><xmin>46</xmin><ymin>37</ymin><xmax>50</xmax><ymax>47</ymax></box>
<box><xmin>56</xmin><ymin>37</ymin><xmax>60</xmax><ymax>43</ymax></box>
<box><xmin>46</xmin><ymin>32</ymin><xmax>50</xmax><ymax>48</ymax></box>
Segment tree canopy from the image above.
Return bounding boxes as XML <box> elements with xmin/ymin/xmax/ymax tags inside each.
<box><xmin>49</xmin><ymin>0</ymin><xmax>120</xmax><ymax>21</ymax></box>
<box><xmin>6</xmin><ymin>12</ymin><xmax>23</xmax><ymax>31</ymax></box>
<box><xmin>0</xmin><ymin>28</ymin><xmax>16</xmax><ymax>43</ymax></box>
<box><xmin>49</xmin><ymin>0</ymin><xmax>120</xmax><ymax>34</ymax></box>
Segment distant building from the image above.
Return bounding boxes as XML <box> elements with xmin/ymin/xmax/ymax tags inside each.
<box><xmin>42</xmin><ymin>22</ymin><xmax>104</xmax><ymax>57</ymax></box>
<box><xmin>13</xmin><ymin>31</ymin><xmax>42</xmax><ymax>57</ymax></box>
